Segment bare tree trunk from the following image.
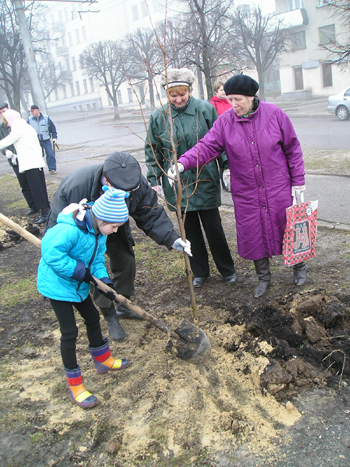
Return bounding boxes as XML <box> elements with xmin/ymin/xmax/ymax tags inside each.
<box><xmin>113</xmin><ymin>103</ymin><xmax>120</xmax><ymax>120</ymax></box>
<box><xmin>196</xmin><ymin>64</ymin><xmax>205</xmax><ymax>100</ymax></box>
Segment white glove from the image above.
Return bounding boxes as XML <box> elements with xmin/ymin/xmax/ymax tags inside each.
<box><xmin>172</xmin><ymin>238</ymin><xmax>192</xmax><ymax>256</ymax></box>
<box><xmin>5</xmin><ymin>150</ymin><xmax>17</xmax><ymax>165</ymax></box>
<box><xmin>167</xmin><ymin>163</ymin><xmax>184</xmax><ymax>187</ymax></box>
<box><xmin>52</xmin><ymin>138</ymin><xmax>57</xmax><ymax>143</ymax></box>
<box><xmin>291</xmin><ymin>185</ymin><xmax>305</xmax><ymax>197</ymax></box>
<box><xmin>222</xmin><ymin>169</ymin><xmax>230</xmax><ymax>191</ymax></box>
<box><xmin>292</xmin><ymin>185</ymin><xmax>305</xmax><ymax>204</ymax></box>
<box><xmin>151</xmin><ymin>185</ymin><xmax>164</xmax><ymax>197</ymax></box>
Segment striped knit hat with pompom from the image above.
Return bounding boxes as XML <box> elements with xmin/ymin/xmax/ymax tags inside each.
<box><xmin>92</xmin><ymin>186</ymin><xmax>129</xmax><ymax>223</ymax></box>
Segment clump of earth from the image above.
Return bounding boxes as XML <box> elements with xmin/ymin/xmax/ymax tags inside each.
<box><xmin>0</xmin><ymin>173</ymin><xmax>350</xmax><ymax>466</ymax></box>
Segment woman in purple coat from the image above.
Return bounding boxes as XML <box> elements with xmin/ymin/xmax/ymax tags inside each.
<box><xmin>168</xmin><ymin>74</ymin><xmax>306</xmax><ymax>298</ymax></box>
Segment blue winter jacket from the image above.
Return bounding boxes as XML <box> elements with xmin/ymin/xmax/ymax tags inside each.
<box><xmin>37</xmin><ymin>207</ymin><xmax>111</xmax><ymax>302</ymax></box>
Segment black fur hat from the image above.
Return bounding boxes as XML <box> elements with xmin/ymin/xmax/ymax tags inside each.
<box><xmin>224</xmin><ymin>75</ymin><xmax>259</xmax><ymax>96</ymax></box>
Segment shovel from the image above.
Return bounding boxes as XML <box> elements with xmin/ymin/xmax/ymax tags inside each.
<box><xmin>0</xmin><ymin>212</ymin><xmax>211</xmax><ymax>363</ymax></box>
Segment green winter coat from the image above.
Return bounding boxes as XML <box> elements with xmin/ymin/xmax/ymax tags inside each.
<box><xmin>145</xmin><ymin>97</ymin><xmax>228</xmax><ymax>212</ymax></box>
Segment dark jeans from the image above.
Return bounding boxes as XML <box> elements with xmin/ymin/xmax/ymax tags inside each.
<box><xmin>25</xmin><ymin>168</ymin><xmax>50</xmax><ymax>211</ymax></box>
<box><xmin>184</xmin><ymin>208</ymin><xmax>235</xmax><ymax>278</ymax></box>
<box><xmin>12</xmin><ymin>164</ymin><xmax>35</xmax><ymax>209</ymax></box>
<box><xmin>40</xmin><ymin>139</ymin><xmax>56</xmax><ymax>171</ymax></box>
<box><xmin>50</xmin><ymin>296</ymin><xmax>104</xmax><ymax>370</ymax></box>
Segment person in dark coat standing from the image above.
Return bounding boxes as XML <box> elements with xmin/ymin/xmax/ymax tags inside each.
<box><xmin>170</xmin><ymin>74</ymin><xmax>306</xmax><ymax>298</ymax></box>
<box><xmin>27</xmin><ymin>104</ymin><xmax>58</xmax><ymax>174</ymax></box>
<box><xmin>145</xmin><ymin>68</ymin><xmax>237</xmax><ymax>288</ymax></box>
<box><xmin>46</xmin><ymin>151</ymin><xmax>191</xmax><ymax>341</ymax></box>
<box><xmin>0</xmin><ymin>103</ymin><xmax>37</xmax><ymax>215</ymax></box>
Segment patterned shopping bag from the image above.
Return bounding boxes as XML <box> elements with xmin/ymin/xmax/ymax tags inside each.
<box><xmin>283</xmin><ymin>199</ymin><xmax>318</xmax><ymax>266</ymax></box>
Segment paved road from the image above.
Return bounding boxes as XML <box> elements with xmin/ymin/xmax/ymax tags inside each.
<box><xmin>1</xmin><ymin>103</ymin><xmax>349</xmax><ymax>227</ymax></box>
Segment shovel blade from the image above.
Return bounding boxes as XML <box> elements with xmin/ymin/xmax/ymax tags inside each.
<box><xmin>165</xmin><ymin>319</ymin><xmax>211</xmax><ymax>363</ymax></box>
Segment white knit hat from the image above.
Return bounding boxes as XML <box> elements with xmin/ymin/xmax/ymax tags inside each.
<box><xmin>92</xmin><ymin>186</ymin><xmax>129</xmax><ymax>223</ymax></box>
<box><xmin>161</xmin><ymin>68</ymin><xmax>195</xmax><ymax>90</ymax></box>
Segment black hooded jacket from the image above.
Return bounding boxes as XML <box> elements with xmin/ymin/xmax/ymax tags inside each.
<box><xmin>46</xmin><ymin>163</ymin><xmax>179</xmax><ymax>251</ymax></box>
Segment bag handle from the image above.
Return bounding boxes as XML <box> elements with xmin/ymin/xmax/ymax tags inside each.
<box><xmin>293</xmin><ymin>190</ymin><xmax>304</xmax><ymax>205</ymax></box>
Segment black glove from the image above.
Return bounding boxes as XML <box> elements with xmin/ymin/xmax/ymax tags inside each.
<box><xmin>83</xmin><ymin>268</ymin><xmax>97</xmax><ymax>286</ymax></box>
<box><xmin>98</xmin><ymin>283</ymin><xmax>116</xmax><ymax>301</ymax></box>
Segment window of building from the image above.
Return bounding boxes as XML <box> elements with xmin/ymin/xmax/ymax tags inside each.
<box><xmin>58</xmin><ymin>10</ymin><xmax>63</xmax><ymax>22</ymax></box>
<box><xmin>70</xmin><ymin>82</ymin><xmax>75</xmax><ymax>97</ymax></box>
<box><xmin>75</xmin><ymin>29</ymin><xmax>80</xmax><ymax>44</ymax></box>
<box><xmin>68</xmin><ymin>32</ymin><xmax>73</xmax><ymax>47</ymax></box>
<box><xmin>72</xmin><ymin>57</ymin><xmax>76</xmax><ymax>71</ymax></box>
<box><xmin>76</xmin><ymin>81</ymin><xmax>80</xmax><ymax>95</ymax></box>
<box><xmin>62</xmin><ymin>85</ymin><xmax>67</xmax><ymax>98</ymax></box>
<box><xmin>83</xmin><ymin>79</ymin><xmax>88</xmax><ymax>94</ymax></box>
<box><xmin>153</xmin><ymin>0</ymin><xmax>166</xmax><ymax>11</ymax></box>
<box><xmin>128</xmin><ymin>88</ymin><xmax>133</xmax><ymax>102</ymax></box>
<box><xmin>89</xmin><ymin>77</ymin><xmax>94</xmax><ymax>93</ymax></box>
<box><xmin>294</xmin><ymin>67</ymin><xmax>304</xmax><ymax>90</ymax></box>
<box><xmin>132</xmin><ymin>5</ymin><xmax>139</xmax><ymax>21</ymax></box>
<box><xmin>64</xmin><ymin>8</ymin><xmax>69</xmax><ymax>22</ymax></box>
<box><xmin>322</xmin><ymin>63</ymin><xmax>333</xmax><ymax>87</ymax></box>
<box><xmin>291</xmin><ymin>30</ymin><xmax>306</xmax><ymax>50</ymax></box>
<box><xmin>317</xmin><ymin>0</ymin><xmax>327</xmax><ymax>6</ymax></box>
<box><xmin>288</xmin><ymin>0</ymin><xmax>303</xmax><ymax>10</ymax></box>
<box><xmin>141</xmin><ymin>1</ymin><xmax>148</xmax><ymax>17</ymax></box>
<box><xmin>117</xmin><ymin>90</ymin><xmax>122</xmax><ymax>104</ymax></box>
<box><xmin>319</xmin><ymin>24</ymin><xmax>335</xmax><ymax>45</ymax></box>
<box><xmin>82</xmin><ymin>25</ymin><xmax>87</xmax><ymax>41</ymax></box>
<box><xmin>66</xmin><ymin>58</ymin><xmax>70</xmax><ymax>71</ymax></box>
<box><xmin>47</xmin><ymin>93</ymin><xmax>51</xmax><ymax>102</ymax></box>
<box><xmin>55</xmin><ymin>88</ymin><xmax>59</xmax><ymax>100</ymax></box>
<box><xmin>58</xmin><ymin>61</ymin><xmax>63</xmax><ymax>70</ymax></box>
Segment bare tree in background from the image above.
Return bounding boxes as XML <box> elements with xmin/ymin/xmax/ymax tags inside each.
<box><xmin>229</xmin><ymin>6</ymin><xmax>291</xmax><ymax>100</ymax></box>
<box><xmin>126</xmin><ymin>28</ymin><xmax>164</xmax><ymax>108</ymax></box>
<box><xmin>39</xmin><ymin>61</ymin><xmax>72</xmax><ymax>100</ymax></box>
<box><xmin>173</xmin><ymin>0</ymin><xmax>236</xmax><ymax>99</ymax></box>
<box><xmin>320</xmin><ymin>0</ymin><xmax>350</xmax><ymax>67</ymax></box>
<box><xmin>80</xmin><ymin>41</ymin><xmax>132</xmax><ymax>119</ymax></box>
<box><xmin>0</xmin><ymin>0</ymin><xmax>47</xmax><ymax>111</ymax></box>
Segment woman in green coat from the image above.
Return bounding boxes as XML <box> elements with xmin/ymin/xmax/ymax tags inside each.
<box><xmin>145</xmin><ymin>68</ymin><xmax>236</xmax><ymax>288</ymax></box>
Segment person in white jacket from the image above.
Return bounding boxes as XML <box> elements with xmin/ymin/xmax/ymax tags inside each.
<box><xmin>0</xmin><ymin>109</ymin><xmax>50</xmax><ymax>224</ymax></box>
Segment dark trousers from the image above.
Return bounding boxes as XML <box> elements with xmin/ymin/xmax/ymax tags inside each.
<box><xmin>93</xmin><ymin>230</ymin><xmax>135</xmax><ymax>309</ymax></box>
<box><xmin>40</xmin><ymin>139</ymin><xmax>56</xmax><ymax>171</ymax></box>
<box><xmin>184</xmin><ymin>208</ymin><xmax>235</xmax><ymax>278</ymax></box>
<box><xmin>25</xmin><ymin>168</ymin><xmax>50</xmax><ymax>211</ymax></box>
<box><xmin>12</xmin><ymin>164</ymin><xmax>35</xmax><ymax>209</ymax></box>
<box><xmin>50</xmin><ymin>296</ymin><xmax>104</xmax><ymax>370</ymax></box>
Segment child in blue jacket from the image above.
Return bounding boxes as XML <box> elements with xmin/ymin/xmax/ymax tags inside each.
<box><xmin>38</xmin><ymin>186</ymin><xmax>131</xmax><ymax>409</ymax></box>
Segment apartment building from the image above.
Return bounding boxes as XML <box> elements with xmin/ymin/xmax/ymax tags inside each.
<box><xmin>40</xmin><ymin>0</ymin><xmax>185</xmax><ymax>113</ymax></box>
<box><xmin>275</xmin><ymin>0</ymin><xmax>350</xmax><ymax>97</ymax></box>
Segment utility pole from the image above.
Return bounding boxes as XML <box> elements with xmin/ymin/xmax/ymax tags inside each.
<box><xmin>13</xmin><ymin>0</ymin><xmax>48</xmax><ymax>113</ymax></box>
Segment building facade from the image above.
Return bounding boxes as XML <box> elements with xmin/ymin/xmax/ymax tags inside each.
<box><xmin>275</xmin><ymin>0</ymin><xmax>350</xmax><ymax>97</ymax></box>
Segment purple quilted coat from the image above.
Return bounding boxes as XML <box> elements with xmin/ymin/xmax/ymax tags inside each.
<box><xmin>178</xmin><ymin>101</ymin><xmax>305</xmax><ymax>260</ymax></box>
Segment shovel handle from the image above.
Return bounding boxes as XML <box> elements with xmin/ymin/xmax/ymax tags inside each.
<box><xmin>0</xmin><ymin>213</ymin><xmax>42</xmax><ymax>248</ymax></box>
<box><xmin>92</xmin><ymin>276</ymin><xmax>178</xmax><ymax>338</ymax></box>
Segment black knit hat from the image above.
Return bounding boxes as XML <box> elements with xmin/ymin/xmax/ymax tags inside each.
<box><xmin>0</xmin><ymin>102</ymin><xmax>8</xmax><ymax>109</ymax></box>
<box><xmin>30</xmin><ymin>104</ymin><xmax>39</xmax><ymax>110</ymax></box>
<box><xmin>103</xmin><ymin>151</ymin><xmax>141</xmax><ymax>191</ymax></box>
<box><xmin>224</xmin><ymin>75</ymin><xmax>259</xmax><ymax>96</ymax></box>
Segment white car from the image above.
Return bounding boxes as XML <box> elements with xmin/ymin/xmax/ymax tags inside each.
<box><xmin>327</xmin><ymin>87</ymin><xmax>350</xmax><ymax>120</ymax></box>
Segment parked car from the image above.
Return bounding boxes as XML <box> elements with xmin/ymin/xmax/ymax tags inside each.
<box><xmin>327</xmin><ymin>87</ymin><xmax>350</xmax><ymax>120</ymax></box>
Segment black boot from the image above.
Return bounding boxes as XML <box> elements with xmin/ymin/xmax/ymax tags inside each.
<box><xmin>100</xmin><ymin>304</ymin><xmax>126</xmax><ymax>341</ymax></box>
<box><xmin>253</xmin><ymin>258</ymin><xmax>271</xmax><ymax>298</ymax></box>
<box><xmin>116</xmin><ymin>302</ymin><xmax>143</xmax><ymax>320</ymax></box>
<box><xmin>34</xmin><ymin>208</ymin><xmax>49</xmax><ymax>225</ymax></box>
<box><xmin>293</xmin><ymin>262</ymin><xmax>307</xmax><ymax>286</ymax></box>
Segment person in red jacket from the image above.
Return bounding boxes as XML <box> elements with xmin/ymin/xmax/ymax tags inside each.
<box><xmin>209</xmin><ymin>81</ymin><xmax>232</xmax><ymax>115</ymax></box>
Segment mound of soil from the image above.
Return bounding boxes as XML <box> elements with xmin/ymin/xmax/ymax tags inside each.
<box><xmin>0</xmin><ymin>175</ymin><xmax>350</xmax><ymax>467</ymax></box>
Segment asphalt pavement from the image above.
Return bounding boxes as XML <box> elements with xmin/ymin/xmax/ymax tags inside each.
<box><xmin>1</xmin><ymin>96</ymin><xmax>349</xmax><ymax>229</ymax></box>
